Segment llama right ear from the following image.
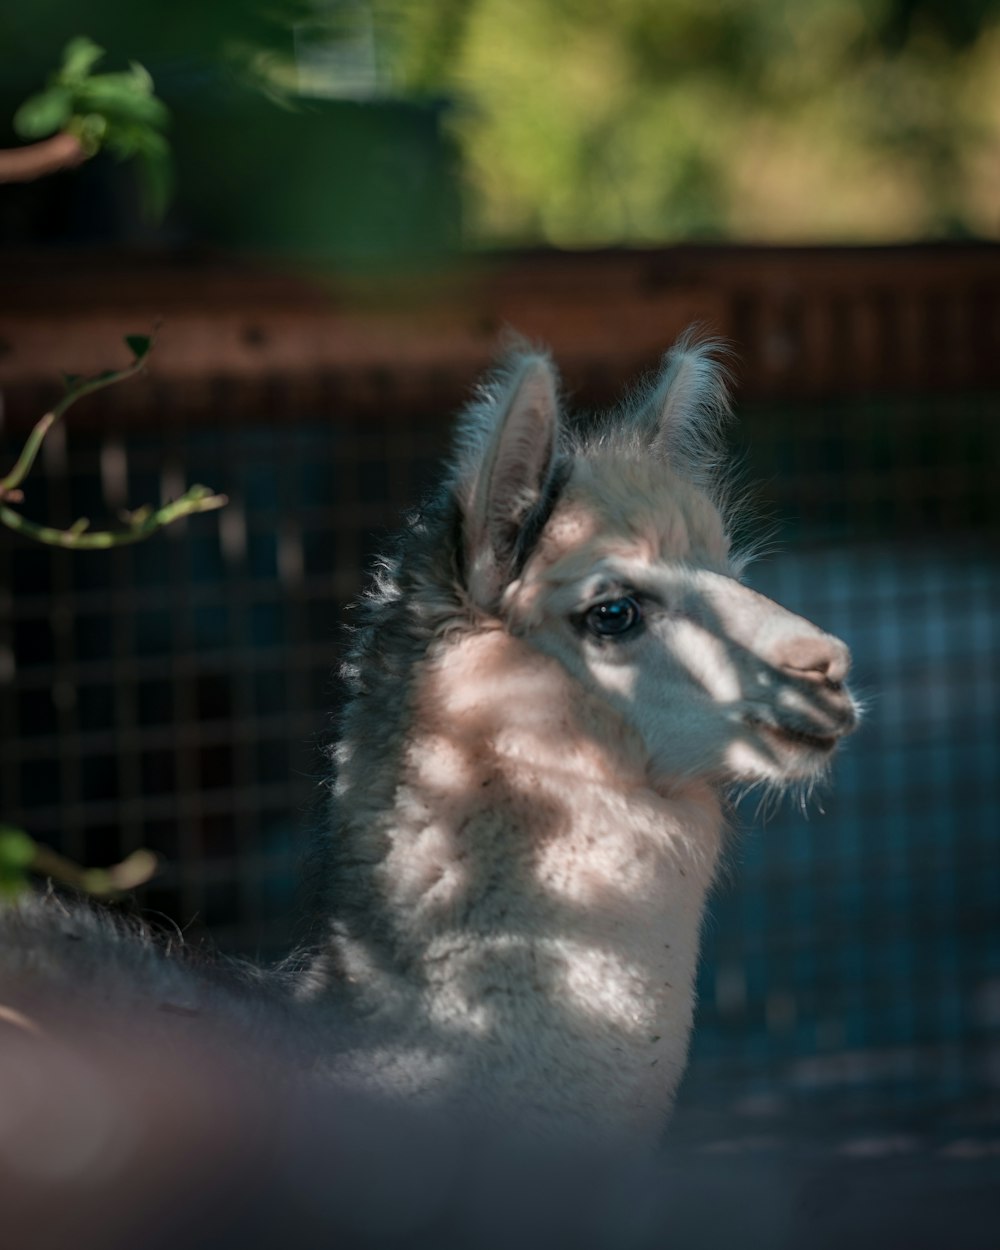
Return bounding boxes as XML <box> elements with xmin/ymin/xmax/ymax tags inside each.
<box><xmin>457</xmin><ymin>353</ymin><xmax>560</xmax><ymax>611</ymax></box>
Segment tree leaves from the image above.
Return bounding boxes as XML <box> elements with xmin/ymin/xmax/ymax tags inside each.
<box><xmin>12</xmin><ymin>86</ymin><xmax>73</xmax><ymax>139</ymax></box>
<box><xmin>69</xmin><ymin>71</ymin><xmax>170</xmax><ymax>131</ymax></box>
<box><xmin>11</xmin><ymin>36</ymin><xmax>172</xmax><ymax>221</ymax></box>
<box><xmin>59</xmin><ymin>35</ymin><xmax>106</xmax><ymax>84</ymax></box>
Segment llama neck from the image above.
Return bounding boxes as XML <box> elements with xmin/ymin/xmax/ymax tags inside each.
<box><xmin>312</xmin><ymin>629</ymin><xmax>725</xmax><ymax>1143</ymax></box>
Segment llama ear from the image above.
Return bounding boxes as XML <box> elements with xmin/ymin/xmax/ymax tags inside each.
<box><xmin>459</xmin><ymin>353</ymin><xmax>560</xmax><ymax>610</ymax></box>
<box><xmin>640</xmin><ymin>334</ymin><xmax>732</xmax><ymax>482</ymax></box>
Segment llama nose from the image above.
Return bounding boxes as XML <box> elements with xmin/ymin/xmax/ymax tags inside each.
<box><xmin>776</xmin><ymin>635</ymin><xmax>850</xmax><ymax>685</ymax></box>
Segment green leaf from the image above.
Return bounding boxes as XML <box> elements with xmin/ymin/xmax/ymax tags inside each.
<box><xmin>124</xmin><ymin>334</ymin><xmax>152</xmax><ymax>361</ymax></box>
<box><xmin>0</xmin><ymin>827</ymin><xmax>37</xmax><ymax>871</ymax></box>
<box><xmin>133</xmin><ymin>135</ymin><xmax>174</xmax><ymax>222</ymax></box>
<box><xmin>128</xmin><ymin>61</ymin><xmax>154</xmax><ymax>94</ymax></box>
<box><xmin>13</xmin><ymin>87</ymin><xmax>73</xmax><ymax>139</ymax></box>
<box><xmin>123</xmin><ymin>503</ymin><xmax>152</xmax><ymax>526</ymax></box>
<box><xmin>104</xmin><ymin>122</ymin><xmax>147</xmax><ymax>160</ymax></box>
<box><xmin>61</xmin><ymin>371</ymin><xmax>83</xmax><ymax>390</ymax></box>
<box><xmin>67</xmin><ymin>112</ymin><xmax>108</xmax><ymax>156</ymax></box>
<box><xmin>58</xmin><ymin>36</ymin><xmax>105</xmax><ymax>84</ymax></box>
<box><xmin>75</xmin><ymin>78</ymin><xmax>170</xmax><ymax>129</ymax></box>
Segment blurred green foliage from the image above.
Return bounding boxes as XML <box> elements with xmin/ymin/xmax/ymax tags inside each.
<box><xmin>0</xmin><ymin>827</ymin><xmax>36</xmax><ymax>898</ymax></box>
<box><xmin>381</xmin><ymin>0</ymin><xmax>1000</xmax><ymax>243</ymax></box>
<box><xmin>3</xmin><ymin>0</ymin><xmax>998</xmax><ymax>247</ymax></box>
<box><xmin>13</xmin><ymin>36</ymin><xmax>172</xmax><ymax>218</ymax></box>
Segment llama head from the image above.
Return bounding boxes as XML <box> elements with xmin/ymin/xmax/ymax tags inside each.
<box><xmin>453</xmin><ymin>336</ymin><xmax>859</xmax><ymax>791</ymax></box>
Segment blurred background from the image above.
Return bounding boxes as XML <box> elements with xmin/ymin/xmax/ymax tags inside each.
<box><xmin>1</xmin><ymin>0</ymin><xmax>999</xmax><ymax>1157</ymax></box>
<box><xmin>3</xmin><ymin>0</ymin><xmax>1000</xmax><ymax>252</ymax></box>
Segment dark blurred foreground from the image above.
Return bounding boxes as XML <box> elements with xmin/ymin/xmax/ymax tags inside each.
<box><xmin>1</xmin><ymin>993</ymin><xmax>999</xmax><ymax>1250</ymax></box>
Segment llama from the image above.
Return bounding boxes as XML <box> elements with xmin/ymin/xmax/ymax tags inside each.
<box><xmin>0</xmin><ymin>335</ymin><xmax>858</xmax><ymax>1149</ymax></box>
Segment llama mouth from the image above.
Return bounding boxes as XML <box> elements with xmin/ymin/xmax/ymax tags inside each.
<box><xmin>747</xmin><ymin>717</ymin><xmax>840</xmax><ymax>754</ymax></box>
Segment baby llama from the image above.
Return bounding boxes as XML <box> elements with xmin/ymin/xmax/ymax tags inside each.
<box><xmin>0</xmin><ymin>334</ymin><xmax>858</xmax><ymax>1150</ymax></box>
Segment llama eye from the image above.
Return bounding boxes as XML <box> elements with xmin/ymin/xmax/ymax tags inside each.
<box><xmin>585</xmin><ymin>596</ymin><xmax>642</xmax><ymax>639</ymax></box>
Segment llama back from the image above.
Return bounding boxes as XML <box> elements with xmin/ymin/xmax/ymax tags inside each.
<box><xmin>0</xmin><ymin>893</ymin><xmax>314</xmax><ymax>1055</ymax></box>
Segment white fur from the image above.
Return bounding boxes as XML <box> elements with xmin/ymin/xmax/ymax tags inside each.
<box><xmin>0</xmin><ymin>334</ymin><xmax>858</xmax><ymax>1150</ymax></box>
<box><xmin>299</xmin><ymin>336</ymin><xmax>858</xmax><ymax>1144</ymax></box>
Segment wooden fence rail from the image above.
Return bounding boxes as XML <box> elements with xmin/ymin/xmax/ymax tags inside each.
<box><xmin>1</xmin><ymin>244</ymin><xmax>998</xmax><ymax>428</ymax></box>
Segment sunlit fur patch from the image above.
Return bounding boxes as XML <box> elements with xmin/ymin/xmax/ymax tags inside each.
<box><xmin>555</xmin><ymin>940</ymin><xmax>654</xmax><ymax>1031</ymax></box>
<box><xmin>528</xmin><ymin>456</ymin><xmax>731</xmax><ymax>582</ymax></box>
<box><xmin>419</xmin><ymin>934</ymin><xmax>654</xmax><ymax>1036</ymax></box>
<box><xmin>496</xmin><ymin>442</ymin><xmax>855</xmax><ymax>798</ymax></box>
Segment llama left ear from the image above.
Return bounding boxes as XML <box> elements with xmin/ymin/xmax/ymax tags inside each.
<box><xmin>641</xmin><ymin>335</ymin><xmax>732</xmax><ymax>482</ymax></box>
<box><xmin>459</xmin><ymin>352</ymin><xmax>560</xmax><ymax>611</ymax></box>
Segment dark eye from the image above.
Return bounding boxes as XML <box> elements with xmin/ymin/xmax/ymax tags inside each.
<box><xmin>585</xmin><ymin>596</ymin><xmax>642</xmax><ymax>639</ymax></box>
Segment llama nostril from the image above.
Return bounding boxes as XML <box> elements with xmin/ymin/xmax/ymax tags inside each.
<box><xmin>777</xmin><ymin>636</ymin><xmax>850</xmax><ymax>684</ymax></box>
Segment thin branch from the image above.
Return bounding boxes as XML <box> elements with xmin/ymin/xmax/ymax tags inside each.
<box><xmin>0</xmin><ymin>333</ymin><xmax>226</xmax><ymax>548</ymax></box>
<box><xmin>0</xmin><ymin>414</ymin><xmax>54</xmax><ymax>502</ymax></box>
<box><xmin>0</xmin><ymin>485</ymin><xmax>228</xmax><ymax>549</ymax></box>
<box><xmin>0</xmin><ymin>132</ymin><xmax>87</xmax><ymax>183</ymax></box>
<box><xmin>30</xmin><ymin>843</ymin><xmax>158</xmax><ymax>897</ymax></box>
<box><xmin>0</xmin><ymin>350</ymin><xmax>151</xmax><ymax>500</ymax></box>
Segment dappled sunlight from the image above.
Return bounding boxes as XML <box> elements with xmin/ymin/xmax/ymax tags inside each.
<box><xmin>421</xmin><ymin>931</ymin><xmax>656</xmax><ymax>1037</ymax></box>
<box><xmin>351</xmin><ymin>335</ymin><xmax>860</xmax><ymax>1138</ymax></box>
<box><xmin>321</xmin><ymin>335</ymin><xmax>861</xmax><ymax>1138</ymax></box>
<box><xmin>0</xmin><ymin>331</ymin><xmax>861</xmax><ymax>1151</ymax></box>
<box><xmin>555</xmin><ymin>939</ymin><xmax>657</xmax><ymax>1033</ymax></box>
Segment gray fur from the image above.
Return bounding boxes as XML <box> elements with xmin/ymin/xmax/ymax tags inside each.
<box><xmin>585</xmin><ymin>332</ymin><xmax>735</xmax><ymax>516</ymax></box>
<box><xmin>0</xmin><ymin>333</ymin><xmax>857</xmax><ymax>1147</ymax></box>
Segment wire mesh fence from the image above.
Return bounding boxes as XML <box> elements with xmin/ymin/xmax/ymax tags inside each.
<box><xmin>1</xmin><ymin>251</ymin><xmax>998</xmax><ymax>1141</ymax></box>
<box><xmin>1</xmin><ymin>393</ymin><xmax>453</xmax><ymax>952</ymax></box>
<box><xmin>675</xmin><ymin>391</ymin><xmax>1000</xmax><ymax>1136</ymax></box>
